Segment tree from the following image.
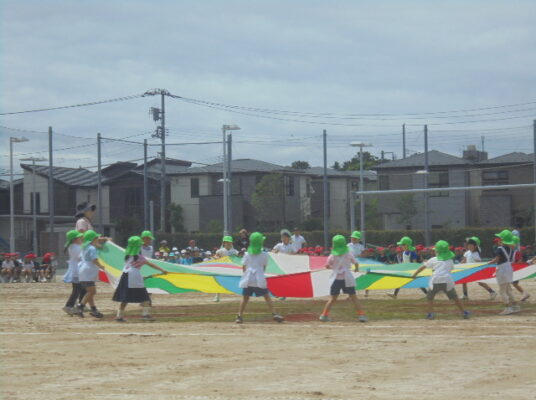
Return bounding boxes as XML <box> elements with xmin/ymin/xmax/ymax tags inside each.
<box><xmin>290</xmin><ymin>160</ymin><xmax>310</xmax><ymax>170</ymax></box>
<box><xmin>331</xmin><ymin>161</ymin><xmax>342</xmax><ymax>171</ymax></box>
<box><xmin>251</xmin><ymin>173</ymin><xmax>285</xmax><ymax>231</ymax></box>
<box><xmin>207</xmin><ymin>219</ymin><xmax>223</xmax><ymax>233</ymax></box>
<box><xmin>114</xmin><ymin>216</ymin><xmax>143</xmax><ymax>246</ymax></box>
<box><xmin>169</xmin><ymin>203</ymin><xmax>185</xmax><ymax>232</ymax></box>
<box><xmin>336</xmin><ymin>151</ymin><xmax>381</xmax><ymax>171</ymax></box>
<box><xmin>354</xmin><ymin>196</ymin><xmax>382</xmax><ymax>230</ymax></box>
<box><xmin>395</xmin><ymin>194</ymin><xmax>418</xmax><ymax>228</ymax></box>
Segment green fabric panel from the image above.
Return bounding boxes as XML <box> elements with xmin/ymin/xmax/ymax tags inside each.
<box><xmin>144</xmin><ymin>277</ymin><xmax>199</xmax><ymax>294</ymax></box>
<box><xmin>355</xmin><ymin>274</ymin><xmax>385</xmax><ymax>290</ymax></box>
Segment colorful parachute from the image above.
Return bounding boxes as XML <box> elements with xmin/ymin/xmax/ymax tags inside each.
<box><xmin>97</xmin><ymin>242</ymin><xmax>536</xmax><ymax>298</ymax></box>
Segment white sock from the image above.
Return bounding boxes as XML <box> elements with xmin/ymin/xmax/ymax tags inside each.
<box><xmin>117</xmin><ymin>309</ymin><xmax>124</xmax><ymax>318</ymax></box>
<box><xmin>142</xmin><ymin>307</ymin><xmax>150</xmax><ymax>316</ymax></box>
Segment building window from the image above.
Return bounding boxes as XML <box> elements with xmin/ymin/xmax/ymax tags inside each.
<box><xmin>428</xmin><ymin>171</ymin><xmax>449</xmax><ymax>197</ymax></box>
<box><xmin>125</xmin><ymin>187</ymin><xmax>142</xmax><ymax>212</ymax></box>
<box><xmin>191</xmin><ymin>178</ymin><xmax>199</xmax><ymax>198</ymax></box>
<box><xmin>482</xmin><ymin>170</ymin><xmax>508</xmax><ymax>185</ymax></box>
<box><xmin>379</xmin><ymin>176</ymin><xmax>389</xmax><ymax>190</ymax></box>
<box><xmin>284</xmin><ymin>176</ymin><xmax>295</xmax><ymax>196</ymax></box>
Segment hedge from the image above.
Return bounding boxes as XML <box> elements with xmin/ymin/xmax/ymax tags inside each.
<box><xmin>155</xmin><ymin>227</ymin><xmax>533</xmax><ymax>258</ymax></box>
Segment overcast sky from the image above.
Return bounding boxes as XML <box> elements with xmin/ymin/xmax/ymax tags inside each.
<box><xmin>1</xmin><ymin>0</ymin><xmax>535</xmax><ymax>178</ymax></box>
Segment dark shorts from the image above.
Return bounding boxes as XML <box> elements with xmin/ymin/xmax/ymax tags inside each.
<box><xmin>80</xmin><ymin>281</ymin><xmax>96</xmax><ymax>288</ymax></box>
<box><xmin>427</xmin><ymin>283</ymin><xmax>458</xmax><ymax>300</ymax></box>
<box><xmin>242</xmin><ymin>287</ymin><xmax>268</xmax><ymax>297</ymax></box>
<box><xmin>330</xmin><ymin>279</ymin><xmax>356</xmax><ymax>296</ymax></box>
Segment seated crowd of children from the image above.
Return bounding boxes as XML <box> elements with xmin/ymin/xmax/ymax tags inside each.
<box><xmin>1</xmin><ymin>251</ymin><xmax>58</xmax><ymax>283</ymax></box>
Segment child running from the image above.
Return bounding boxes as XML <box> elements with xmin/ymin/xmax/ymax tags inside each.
<box><xmin>213</xmin><ymin>235</ymin><xmax>239</xmax><ymax>302</ymax></box>
<box><xmin>486</xmin><ymin>230</ymin><xmax>520</xmax><ymax>315</ymax></box>
<box><xmin>76</xmin><ymin>230</ymin><xmax>108</xmax><ymax>318</ymax></box>
<box><xmin>236</xmin><ymin>232</ymin><xmax>284</xmax><ymax>324</ymax></box>
<box><xmin>461</xmin><ymin>236</ymin><xmax>497</xmax><ymax>300</ymax></box>
<box><xmin>62</xmin><ymin>230</ymin><xmax>85</xmax><ymax>315</ymax></box>
<box><xmin>319</xmin><ymin>235</ymin><xmax>368</xmax><ymax>322</ymax></box>
<box><xmin>412</xmin><ymin>240</ymin><xmax>470</xmax><ymax>320</ymax></box>
<box><xmin>112</xmin><ymin>236</ymin><xmax>168</xmax><ymax>322</ymax></box>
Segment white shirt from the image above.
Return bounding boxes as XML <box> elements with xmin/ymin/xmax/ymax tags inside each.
<box><xmin>75</xmin><ymin>217</ymin><xmax>93</xmax><ymax>232</ymax></box>
<box><xmin>273</xmin><ymin>242</ymin><xmax>296</xmax><ymax>254</ymax></box>
<box><xmin>122</xmin><ymin>255</ymin><xmax>147</xmax><ymax>288</ymax></box>
<box><xmin>424</xmin><ymin>257</ymin><xmax>455</xmax><ymax>290</ymax></box>
<box><xmin>140</xmin><ymin>245</ymin><xmax>154</xmax><ymax>259</ymax></box>
<box><xmin>326</xmin><ymin>253</ymin><xmax>357</xmax><ymax>287</ymax></box>
<box><xmin>347</xmin><ymin>242</ymin><xmax>364</xmax><ymax>258</ymax></box>
<box><xmin>291</xmin><ymin>234</ymin><xmax>306</xmax><ymax>250</ymax></box>
<box><xmin>239</xmin><ymin>252</ymin><xmax>269</xmax><ymax>289</ymax></box>
<box><xmin>22</xmin><ymin>261</ymin><xmax>35</xmax><ymax>270</ymax></box>
<box><xmin>67</xmin><ymin>243</ymin><xmax>82</xmax><ymax>281</ymax></box>
<box><xmin>215</xmin><ymin>247</ymin><xmax>238</xmax><ymax>258</ymax></box>
<box><xmin>2</xmin><ymin>260</ymin><xmax>15</xmax><ymax>269</ymax></box>
<box><xmin>463</xmin><ymin>250</ymin><xmax>481</xmax><ymax>263</ymax></box>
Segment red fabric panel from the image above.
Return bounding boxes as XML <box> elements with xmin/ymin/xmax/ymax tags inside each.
<box><xmin>98</xmin><ymin>270</ymin><xmax>109</xmax><ymax>283</ymax></box>
<box><xmin>456</xmin><ymin>263</ymin><xmax>528</xmax><ymax>284</ymax></box>
<box><xmin>267</xmin><ymin>271</ymin><xmax>313</xmax><ymax>297</ymax></box>
<box><xmin>309</xmin><ymin>255</ymin><xmax>328</xmax><ymax>270</ymax></box>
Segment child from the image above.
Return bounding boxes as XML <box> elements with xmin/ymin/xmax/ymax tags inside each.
<box><xmin>319</xmin><ymin>235</ymin><xmax>368</xmax><ymax>322</ymax></box>
<box><xmin>112</xmin><ymin>236</ymin><xmax>168</xmax><ymax>322</ymax></box>
<box><xmin>76</xmin><ymin>230</ymin><xmax>108</xmax><ymax>318</ymax></box>
<box><xmin>236</xmin><ymin>232</ymin><xmax>284</xmax><ymax>324</ymax></box>
<box><xmin>347</xmin><ymin>231</ymin><xmax>364</xmax><ymax>258</ymax></box>
<box><xmin>291</xmin><ymin>227</ymin><xmax>307</xmax><ymax>252</ymax></box>
<box><xmin>272</xmin><ymin>229</ymin><xmax>296</xmax><ymax>254</ymax></box>
<box><xmin>140</xmin><ymin>230</ymin><xmax>155</xmax><ymax>258</ymax></box>
<box><xmin>42</xmin><ymin>252</ymin><xmax>57</xmax><ymax>282</ymax></box>
<box><xmin>510</xmin><ymin>236</ymin><xmax>530</xmax><ymax>302</ymax></box>
<box><xmin>1</xmin><ymin>253</ymin><xmax>15</xmax><ymax>283</ymax></box>
<box><xmin>63</xmin><ymin>230</ymin><xmax>85</xmax><ymax>315</ymax></box>
<box><xmin>158</xmin><ymin>240</ymin><xmax>170</xmax><ymax>254</ymax></box>
<box><xmin>485</xmin><ymin>230</ymin><xmax>520</xmax><ymax>315</ymax></box>
<box><xmin>412</xmin><ymin>240</ymin><xmax>470</xmax><ymax>320</ymax></box>
<box><xmin>21</xmin><ymin>253</ymin><xmax>37</xmax><ymax>283</ymax></box>
<box><xmin>214</xmin><ymin>236</ymin><xmax>239</xmax><ymax>302</ymax></box>
<box><xmin>388</xmin><ymin>236</ymin><xmax>427</xmax><ymax>298</ymax></box>
<box><xmin>461</xmin><ymin>236</ymin><xmax>497</xmax><ymax>300</ymax></box>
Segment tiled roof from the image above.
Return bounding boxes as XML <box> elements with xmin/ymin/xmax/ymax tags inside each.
<box><xmin>374</xmin><ymin>150</ymin><xmax>471</xmax><ymax>169</ymax></box>
<box><xmin>479</xmin><ymin>152</ymin><xmax>534</xmax><ymax>165</ymax></box>
<box><xmin>178</xmin><ymin>159</ymin><xmax>298</xmax><ymax>175</ymax></box>
<box><xmin>20</xmin><ymin>164</ymin><xmax>98</xmax><ymax>187</ymax></box>
<box><xmin>305</xmin><ymin>167</ymin><xmax>377</xmax><ymax>180</ymax></box>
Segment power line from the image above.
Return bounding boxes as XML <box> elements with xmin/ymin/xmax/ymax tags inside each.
<box><xmin>0</xmin><ymin>94</ymin><xmax>144</xmax><ymax>116</ymax></box>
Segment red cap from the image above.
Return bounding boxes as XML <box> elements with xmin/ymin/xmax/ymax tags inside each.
<box><xmin>24</xmin><ymin>253</ymin><xmax>37</xmax><ymax>259</ymax></box>
<box><xmin>377</xmin><ymin>247</ymin><xmax>385</xmax><ymax>252</ymax></box>
<box><xmin>416</xmin><ymin>244</ymin><xmax>424</xmax><ymax>251</ymax></box>
<box><xmin>493</xmin><ymin>238</ymin><xmax>500</xmax><ymax>244</ymax></box>
<box><xmin>520</xmin><ymin>246</ymin><xmax>526</xmax><ymax>251</ymax></box>
<box><xmin>396</xmin><ymin>246</ymin><xmax>402</xmax><ymax>252</ymax></box>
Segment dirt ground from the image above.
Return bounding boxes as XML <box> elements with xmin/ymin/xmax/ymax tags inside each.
<box><xmin>1</xmin><ymin>279</ymin><xmax>535</xmax><ymax>400</ymax></box>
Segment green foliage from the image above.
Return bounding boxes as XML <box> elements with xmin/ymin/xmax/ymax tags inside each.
<box><xmin>395</xmin><ymin>194</ymin><xmax>418</xmax><ymax>227</ymax></box>
<box><xmin>301</xmin><ymin>218</ymin><xmax>323</xmax><ymax>231</ymax></box>
<box><xmin>331</xmin><ymin>161</ymin><xmax>342</xmax><ymax>171</ymax></box>
<box><xmin>114</xmin><ymin>216</ymin><xmax>143</xmax><ymax>246</ymax></box>
<box><xmin>290</xmin><ymin>160</ymin><xmax>311</xmax><ymax>170</ymax></box>
<box><xmin>251</xmin><ymin>173</ymin><xmax>285</xmax><ymax>231</ymax></box>
<box><xmin>355</xmin><ymin>196</ymin><xmax>382</xmax><ymax>230</ymax></box>
<box><xmin>207</xmin><ymin>219</ymin><xmax>223</xmax><ymax>233</ymax></box>
<box><xmin>169</xmin><ymin>203</ymin><xmax>185</xmax><ymax>232</ymax></box>
<box><xmin>335</xmin><ymin>151</ymin><xmax>381</xmax><ymax>171</ymax></box>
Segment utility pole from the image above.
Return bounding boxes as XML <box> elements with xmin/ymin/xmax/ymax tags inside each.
<box><xmin>97</xmin><ymin>133</ymin><xmax>103</xmax><ymax>233</ymax></box>
<box><xmin>424</xmin><ymin>125</ymin><xmax>430</xmax><ymax>246</ymax></box>
<box><xmin>402</xmin><ymin>123</ymin><xmax>407</xmax><ymax>159</ymax></box>
<box><xmin>48</xmin><ymin>127</ymin><xmax>54</xmax><ymax>247</ymax></box>
<box><xmin>149</xmin><ymin>200</ymin><xmax>154</xmax><ymax>233</ymax></box>
<box><xmin>533</xmin><ymin>120</ymin><xmax>535</xmax><ymax>242</ymax></box>
<box><xmin>227</xmin><ymin>133</ymin><xmax>233</xmax><ymax>233</ymax></box>
<box><xmin>144</xmin><ymin>88</ymin><xmax>170</xmax><ymax>233</ymax></box>
<box><xmin>481</xmin><ymin>135</ymin><xmax>485</xmax><ymax>152</ymax></box>
<box><xmin>143</xmin><ymin>139</ymin><xmax>148</xmax><ymax>229</ymax></box>
<box><xmin>323</xmin><ymin>130</ymin><xmax>329</xmax><ymax>249</ymax></box>
<box><xmin>21</xmin><ymin>157</ymin><xmax>47</xmax><ymax>255</ymax></box>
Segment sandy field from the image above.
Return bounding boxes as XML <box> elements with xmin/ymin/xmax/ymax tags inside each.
<box><xmin>1</xmin><ymin>280</ymin><xmax>535</xmax><ymax>400</ymax></box>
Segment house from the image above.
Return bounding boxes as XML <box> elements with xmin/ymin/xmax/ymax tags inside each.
<box><xmin>471</xmin><ymin>152</ymin><xmax>534</xmax><ymax>227</ymax></box>
<box><xmin>374</xmin><ymin>150</ymin><xmax>474</xmax><ymax>230</ymax></box>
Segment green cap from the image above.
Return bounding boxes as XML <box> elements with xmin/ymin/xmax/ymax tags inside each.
<box><xmin>247</xmin><ymin>232</ymin><xmax>265</xmax><ymax>255</ymax></box>
<box><xmin>222</xmin><ymin>235</ymin><xmax>233</xmax><ymax>243</ymax></box>
<box><xmin>495</xmin><ymin>229</ymin><xmax>515</xmax><ymax>245</ymax></box>
<box><xmin>64</xmin><ymin>230</ymin><xmax>83</xmax><ymax>249</ymax></box>
<box><xmin>512</xmin><ymin>235</ymin><xmax>520</xmax><ymax>245</ymax></box>
<box><xmin>331</xmin><ymin>235</ymin><xmax>350</xmax><ymax>256</ymax></box>
<box><xmin>351</xmin><ymin>231</ymin><xmax>361</xmax><ymax>240</ymax></box>
<box><xmin>397</xmin><ymin>236</ymin><xmax>415</xmax><ymax>251</ymax></box>
<box><xmin>433</xmin><ymin>240</ymin><xmax>455</xmax><ymax>261</ymax></box>
<box><xmin>125</xmin><ymin>236</ymin><xmax>143</xmax><ymax>256</ymax></box>
<box><xmin>140</xmin><ymin>230</ymin><xmax>155</xmax><ymax>240</ymax></box>
<box><xmin>468</xmin><ymin>236</ymin><xmax>481</xmax><ymax>246</ymax></box>
<box><xmin>82</xmin><ymin>230</ymin><xmax>101</xmax><ymax>248</ymax></box>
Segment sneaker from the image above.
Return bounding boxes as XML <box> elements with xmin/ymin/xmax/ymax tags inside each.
<box><xmin>319</xmin><ymin>315</ymin><xmax>331</xmax><ymax>322</ymax></box>
<box><xmin>358</xmin><ymin>314</ymin><xmax>368</xmax><ymax>323</ymax></box>
<box><xmin>387</xmin><ymin>294</ymin><xmax>397</xmax><ymax>299</ymax></box>
<box><xmin>520</xmin><ymin>294</ymin><xmax>530</xmax><ymax>302</ymax></box>
<box><xmin>115</xmin><ymin>317</ymin><xmax>127</xmax><ymax>323</ymax></box>
<box><xmin>212</xmin><ymin>294</ymin><xmax>220</xmax><ymax>303</ymax></box>
<box><xmin>462</xmin><ymin>310</ymin><xmax>470</xmax><ymax>319</ymax></box>
<box><xmin>512</xmin><ymin>305</ymin><xmax>521</xmax><ymax>313</ymax></box>
<box><xmin>425</xmin><ymin>313</ymin><xmax>435</xmax><ymax>320</ymax></box>
<box><xmin>272</xmin><ymin>314</ymin><xmax>284</xmax><ymax>323</ymax></box>
<box><xmin>62</xmin><ymin>306</ymin><xmax>73</xmax><ymax>316</ymax></box>
<box><xmin>89</xmin><ymin>310</ymin><xmax>104</xmax><ymax>319</ymax></box>
<box><xmin>142</xmin><ymin>315</ymin><xmax>155</xmax><ymax>321</ymax></box>
<box><xmin>277</xmin><ymin>297</ymin><xmax>286</xmax><ymax>301</ymax></box>
<box><xmin>235</xmin><ymin>315</ymin><xmax>243</xmax><ymax>324</ymax></box>
<box><xmin>74</xmin><ymin>305</ymin><xmax>84</xmax><ymax>318</ymax></box>
<box><xmin>499</xmin><ymin>307</ymin><xmax>514</xmax><ymax>315</ymax></box>
<box><xmin>489</xmin><ymin>291</ymin><xmax>498</xmax><ymax>300</ymax></box>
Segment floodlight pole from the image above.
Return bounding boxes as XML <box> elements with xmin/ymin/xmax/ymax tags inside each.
<box><xmin>227</xmin><ymin>133</ymin><xmax>233</xmax><ymax>233</ymax></box>
<box><xmin>143</xmin><ymin>139</ymin><xmax>148</xmax><ymax>229</ymax></box>
<box><xmin>402</xmin><ymin>123</ymin><xmax>407</xmax><ymax>159</ymax></box>
<box><xmin>533</xmin><ymin>119</ymin><xmax>536</xmax><ymax>242</ymax></box>
<box><xmin>424</xmin><ymin>125</ymin><xmax>430</xmax><ymax>246</ymax></box>
<box><xmin>48</xmin><ymin>127</ymin><xmax>54</xmax><ymax>238</ymax></box>
<box><xmin>160</xmin><ymin>91</ymin><xmax>166</xmax><ymax>233</ymax></box>
<box><xmin>97</xmin><ymin>133</ymin><xmax>103</xmax><ymax>233</ymax></box>
<box><xmin>323</xmin><ymin>130</ymin><xmax>329</xmax><ymax>249</ymax></box>
<box><xmin>222</xmin><ymin>126</ymin><xmax>228</xmax><ymax>235</ymax></box>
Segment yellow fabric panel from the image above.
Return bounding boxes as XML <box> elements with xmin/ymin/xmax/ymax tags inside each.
<box><xmin>100</xmin><ymin>260</ymin><xmax>122</xmax><ymax>278</ymax></box>
<box><xmin>367</xmin><ymin>276</ymin><xmax>413</xmax><ymax>290</ymax></box>
<box><xmin>159</xmin><ymin>273</ymin><xmax>234</xmax><ymax>294</ymax></box>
